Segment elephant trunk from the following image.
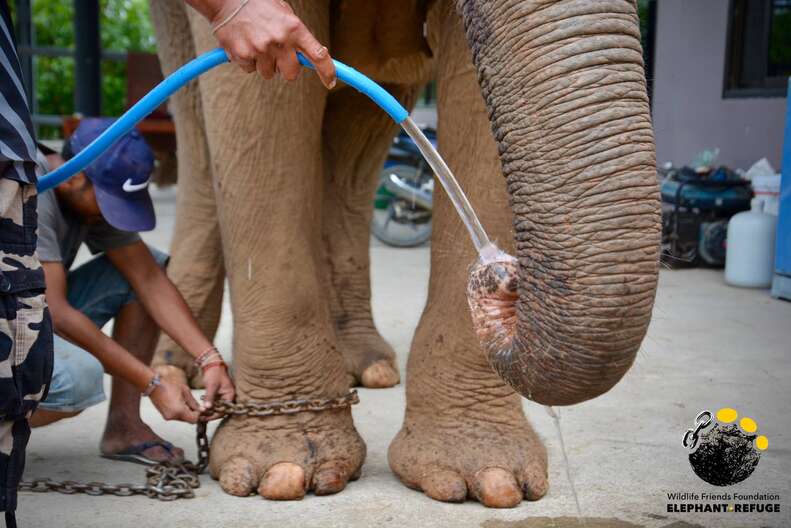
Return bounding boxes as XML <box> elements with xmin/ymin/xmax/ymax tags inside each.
<box><xmin>461</xmin><ymin>0</ymin><xmax>661</xmax><ymax>406</ymax></box>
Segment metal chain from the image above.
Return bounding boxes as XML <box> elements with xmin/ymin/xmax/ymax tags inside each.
<box><xmin>19</xmin><ymin>390</ymin><xmax>359</xmax><ymax>501</ymax></box>
<box><xmin>682</xmin><ymin>409</ymin><xmax>712</xmax><ymax>450</ymax></box>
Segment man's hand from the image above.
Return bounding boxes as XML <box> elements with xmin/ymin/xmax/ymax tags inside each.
<box><xmin>200</xmin><ymin>366</ymin><xmax>235</xmax><ymax>420</ymax></box>
<box><xmin>189</xmin><ymin>0</ymin><xmax>336</xmax><ymax>88</ymax></box>
<box><xmin>149</xmin><ymin>379</ymin><xmax>201</xmax><ymax>423</ymax></box>
<box><xmin>107</xmin><ymin>242</ymin><xmax>238</xmax><ymax>422</ymax></box>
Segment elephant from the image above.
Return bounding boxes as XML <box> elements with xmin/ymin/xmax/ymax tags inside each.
<box><xmin>147</xmin><ymin>0</ymin><xmax>660</xmax><ymax>507</ymax></box>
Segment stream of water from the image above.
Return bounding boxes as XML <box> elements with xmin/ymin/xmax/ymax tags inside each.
<box><xmin>403</xmin><ymin>119</ymin><xmax>584</xmax><ymax>523</ymax></box>
<box><xmin>546</xmin><ymin>406</ymin><xmax>585</xmax><ymax>525</ymax></box>
<box><xmin>400</xmin><ymin>118</ymin><xmax>501</xmax><ymax>261</ymax></box>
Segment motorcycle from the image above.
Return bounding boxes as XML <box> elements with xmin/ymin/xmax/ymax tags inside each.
<box><xmin>371</xmin><ymin>126</ymin><xmax>435</xmax><ymax>247</ymax></box>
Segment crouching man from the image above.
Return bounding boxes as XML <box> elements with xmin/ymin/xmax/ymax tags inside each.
<box><xmin>33</xmin><ymin>118</ymin><xmax>234</xmax><ymax>464</ymax></box>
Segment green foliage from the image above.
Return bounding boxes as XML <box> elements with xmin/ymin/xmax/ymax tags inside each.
<box><xmin>768</xmin><ymin>9</ymin><xmax>791</xmax><ymax>75</ymax></box>
<box><xmin>99</xmin><ymin>0</ymin><xmax>156</xmax><ymax>115</ymax></box>
<box><xmin>24</xmin><ymin>0</ymin><xmax>155</xmax><ymax>137</ymax></box>
<box><xmin>638</xmin><ymin>0</ymin><xmax>650</xmax><ymax>48</ymax></box>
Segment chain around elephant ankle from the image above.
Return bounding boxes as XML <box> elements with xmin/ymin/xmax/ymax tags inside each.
<box><xmin>18</xmin><ymin>391</ymin><xmax>359</xmax><ymax>501</ymax></box>
<box><xmin>212</xmin><ymin>390</ymin><xmax>360</xmax><ymax>418</ymax></box>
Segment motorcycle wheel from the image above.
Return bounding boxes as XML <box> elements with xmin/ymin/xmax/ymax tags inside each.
<box><xmin>371</xmin><ymin>165</ymin><xmax>432</xmax><ymax>248</ymax></box>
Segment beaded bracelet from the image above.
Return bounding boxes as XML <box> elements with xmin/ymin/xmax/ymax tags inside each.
<box><xmin>201</xmin><ymin>361</ymin><xmax>227</xmax><ymax>374</ymax></box>
<box><xmin>142</xmin><ymin>373</ymin><xmax>161</xmax><ymax>397</ymax></box>
<box><xmin>198</xmin><ymin>353</ymin><xmax>223</xmax><ymax>369</ymax></box>
<box><xmin>194</xmin><ymin>346</ymin><xmax>221</xmax><ymax>367</ymax></box>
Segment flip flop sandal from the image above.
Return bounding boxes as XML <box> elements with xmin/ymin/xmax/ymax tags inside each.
<box><xmin>101</xmin><ymin>440</ymin><xmax>181</xmax><ymax>466</ymax></box>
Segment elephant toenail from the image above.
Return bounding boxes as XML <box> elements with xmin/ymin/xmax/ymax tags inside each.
<box><xmin>313</xmin><ymin>468</ymin><xmax>346</xmax><ymax>495</ymax></box>
<box><xmin>218</xmin><ymin>456</ymin><xmax>257</xmax><ymax>496</ymax></box>
<box><xmin>521</xmin><ymin>471</ymin><xmax>549</xmax><ymax>501</ymax></box>
<box><xmin>361</xmin><ymin>360</ymin><xmax>400</xmax><ymax>388</ymax></box>
<box><xmin>421</xmin><ymin>470</ymin><xmax>467</xmax><ymax>503</ymax></box>
<box><xmin>473</xmin><ymin>467</ymin><xmax>522</xmax><ymax>508</ymax></box>
<box><xmin>259</xmin><ymin>462</ymin><xmax>306</xmax><ymax>500</ymax></box>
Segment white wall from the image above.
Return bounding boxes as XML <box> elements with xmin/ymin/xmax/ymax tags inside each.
<box><xmin>652</xmin><ymin>0</ymin><xmax>788</xmax><ymax>170</ymax></box>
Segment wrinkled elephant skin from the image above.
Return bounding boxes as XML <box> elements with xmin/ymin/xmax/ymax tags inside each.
<box><xmin>150</xmin><ymin>0</ymin><xmax>658</xmax><ymax>507</ymax></box>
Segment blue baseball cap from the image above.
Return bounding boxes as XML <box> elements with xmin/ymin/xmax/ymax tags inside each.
<box><xmin>64</xmin><ymin>118</ymin><xmax>156</xmax><ymax>232</ymax></box>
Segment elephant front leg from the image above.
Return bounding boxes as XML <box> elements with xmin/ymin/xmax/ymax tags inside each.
<box><xmin>189</xmin><ymin>1</ymin><xmax>365</xmax><ymax>499</ymax></box>
<box><xmin>148</xmin><ymin>0</ymin><xmax>225</xmax><ymax>390</ymax></box>
<box><xmin>388</xmin><ymin>1</ymin><xmax>548</xmax><ymax>508</ymax></box>
<box><xmin>320</xmin><ymin>85</ymin><xmax>420</xmax><ymax>388</ymax></box>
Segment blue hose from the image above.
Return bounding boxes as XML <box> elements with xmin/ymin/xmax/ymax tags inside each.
<box><xmin>37</xmin><ymin>49</ymin><xmax>410</xmax><ymax>192</ymax></box>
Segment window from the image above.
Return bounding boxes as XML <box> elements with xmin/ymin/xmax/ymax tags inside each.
<box><xmin>725</xmin><ymin>0</ymin><xmax>791</xmax><ymax>98</ymax></box>
<box><xmin>638</xmin><ymin>0</ymin><xmax>657</xmax><ymax>104</ymax></box>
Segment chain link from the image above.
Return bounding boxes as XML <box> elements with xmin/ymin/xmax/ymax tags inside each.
<box><xmin>682</xmin><ymin>409</ymin><xmax>712</xmax><ymax>450</ymax></box>
<box><xmin>211</xmin><ymin>391</ymin><xmax>359</xmax><ymax>418</ymax></box>
<box><xmin>19</xmin><ymin>390</ymin><xmax>359</xmax><ymax>501</ymax></box>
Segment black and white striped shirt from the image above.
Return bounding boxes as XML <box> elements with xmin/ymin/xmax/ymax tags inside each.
<box><xmin>0</xmin><ymin>1</ymin><xmax>39</xmax><ymax>185</ymax></box>
<box><xmin>0</xmin><ymin>0</ymin><xmax>45</xmax><ymax>294</ymax></box>
<box><xmin>0</xmin><ymin>4</ymin><xmax>50</xmax><ymax>521</ymax></box>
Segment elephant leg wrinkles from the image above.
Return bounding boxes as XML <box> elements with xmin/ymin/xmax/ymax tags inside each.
<box><xmin>188</xmin><ymin>2</ymin><xmax>365</xmax><ymax>499</ymax></box>
<box><xmin>320</xmin><ymin>84</ymin><xmax>422</xmax><ymax>388</ymax></box>
<box><xmin>149</xmin><ymin>0</ymin><xmax>225</xmax><ymax>390</ymax></box>
<box><xmin>388</xmin><ymin>0</ymin><xmax>548</xmax><ymax>508</ymax></box>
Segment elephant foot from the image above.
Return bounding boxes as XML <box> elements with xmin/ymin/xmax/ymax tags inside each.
<box><xmin>388</xmin><ymin>410</ymin><xmax>548</xmax><ymax>508</ymax></box>
<box><xmin>209</xmin><ymin>408</ymin><xmax>366</xmax><ymax>500</ymax></box>
<box><xmin>152</xmin><ymin>344</ymin><xmax>206</xmax><ymax>389</ymax></box>
<box><xmin>155</xmin><ymin>364</ymin><xmax>187</xmax><ymax>387</ymax></box>
<box><xmin>153</xmin><ymin>363</ymin><xmax>205</xmax><ymax>389</ymax></box>
<box><xmin>338</xmin><ymin>331</ymin><xmax>400</xmax><ymax>388</ymax></box>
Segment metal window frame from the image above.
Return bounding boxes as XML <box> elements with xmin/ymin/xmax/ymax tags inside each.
<box><xmin>13</xmin><ymin>0</ymin><xmax>129</xmax><ymax>128</ymax></box>
<box><xmin>724</xmin><ymin>0</ymin><xmax>790</xmax><ymax>99</ymax></box>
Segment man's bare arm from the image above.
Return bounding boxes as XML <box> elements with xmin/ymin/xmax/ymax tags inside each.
<box><xmin>107</xmin><ymin>242</ymin><xmax>236</xmax><ymax>410</ymax></box>
<box><xmin>106</xmin><ymin>241</ymin><xmax>214</xmax><ymax>358</ymax></box>
<box><xmin>42</xmin><ymin>261</ymin><xmax>200</xmax><ymax>423</ymax></box>
<box><xmin>42</xmin><ymin>261</ymin><xmax>153</xmax><ymax>391</ymax></box>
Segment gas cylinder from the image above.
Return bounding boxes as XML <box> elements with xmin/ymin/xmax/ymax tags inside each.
<box><xmin>725</xmin><ymin>200</ymin><xmax>777</xmax><ymax>288</ymax></box>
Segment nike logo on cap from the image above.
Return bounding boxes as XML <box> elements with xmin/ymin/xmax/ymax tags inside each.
<box><xmin>122</xmin><ymin>177</ymin><xmax>150</xmax><ymax>193</ymax></box>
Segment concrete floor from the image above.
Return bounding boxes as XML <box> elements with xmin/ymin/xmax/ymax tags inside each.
<box><xmin>17</xmin><ymin>187</ymin><xmax>791</xmax><ymax>527</ymax></box>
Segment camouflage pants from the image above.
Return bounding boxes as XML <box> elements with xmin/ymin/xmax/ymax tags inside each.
<box><xmin>1</xmin><ymin>178</ymin><xmax>53</xmax><ymax>513</ymax></box>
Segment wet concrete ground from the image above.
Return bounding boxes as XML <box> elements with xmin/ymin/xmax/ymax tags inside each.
<box><xmin>17</xmin><ymin>186</ymin><xmax>791</xmax><ymax>527</ymax></box>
